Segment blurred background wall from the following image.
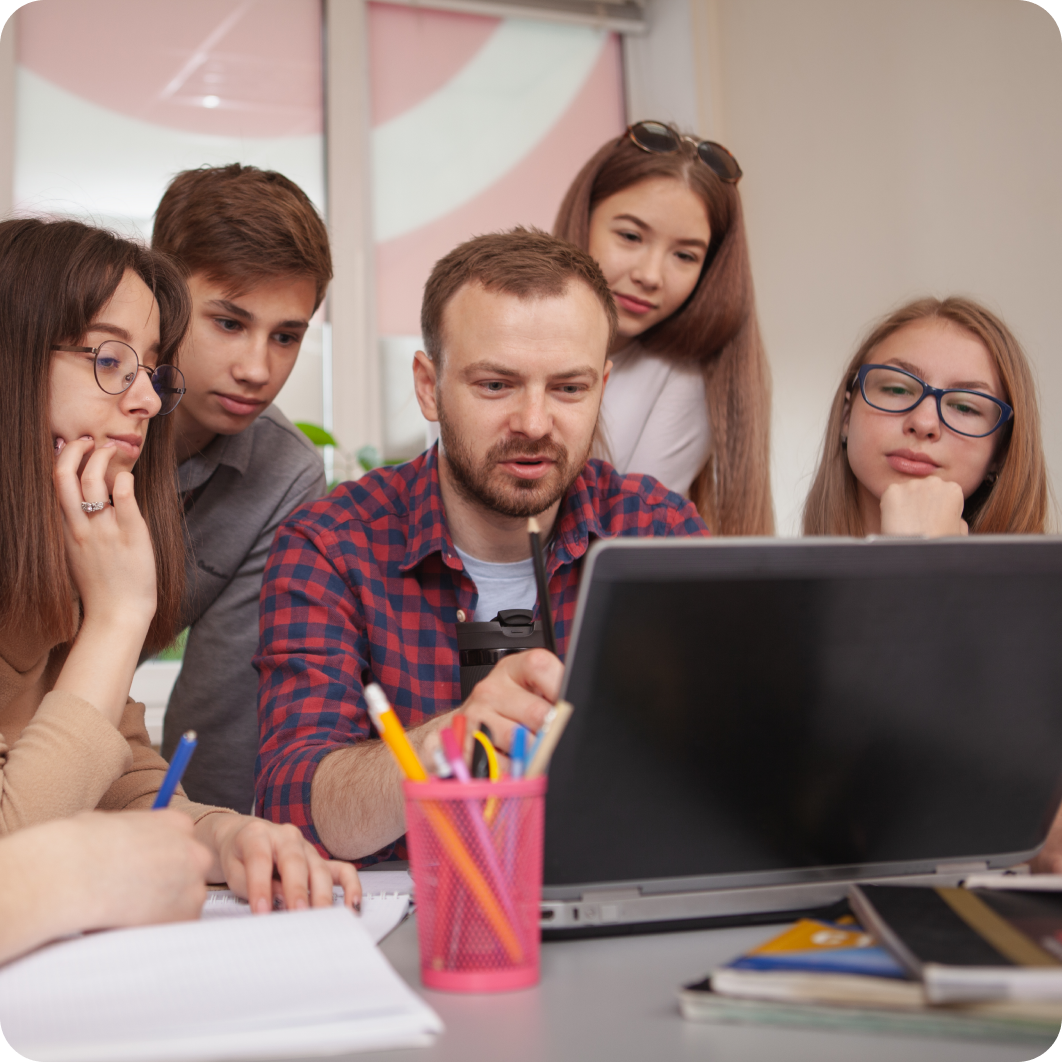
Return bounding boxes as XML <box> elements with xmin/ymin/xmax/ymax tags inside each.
<box><xmin>0</xmin><ymin>0</ymin><xmax>1058</xmax><ymax>533</ymax></box>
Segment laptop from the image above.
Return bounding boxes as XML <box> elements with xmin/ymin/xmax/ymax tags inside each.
<box><xmin>541</xmin><ymin>536</ymin><xmax>1062</xmax><ymax>935</ymax></box>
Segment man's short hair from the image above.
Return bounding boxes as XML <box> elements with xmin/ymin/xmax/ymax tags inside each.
<box><xmin>421</xmin><ymin>227</ymin><xmax>618</xmax><ymax>362</ymax></box>
<box><xmin>152</xmin><ymin>164</ymin><xmax>332</xmax><ymax>311</ymax></box>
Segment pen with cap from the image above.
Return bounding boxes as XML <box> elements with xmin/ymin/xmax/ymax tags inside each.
<box><xmin>152</xmin><ymin>731</ymin><xmax>197</xmax><ymax>809</ymax></box>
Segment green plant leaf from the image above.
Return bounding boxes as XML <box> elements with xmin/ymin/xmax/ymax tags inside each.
<box><xmin>295</xmin><ymin>422</ymin><xmax>339</xmax><ymax>448</ymax></box>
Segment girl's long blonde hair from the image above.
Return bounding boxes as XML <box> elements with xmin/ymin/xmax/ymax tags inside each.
<box><xmin>554</xmin><ymin>126</ymin><xmax>774</xmax><ymax>535</ymax></box>
<box><xmin>803</xmin><ymin>296</ymin><xmax>1048</xmax><ymax>536</ymax></box>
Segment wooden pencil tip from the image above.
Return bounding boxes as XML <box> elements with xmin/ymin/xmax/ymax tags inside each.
<box><xmin>527</xmin><ymin>516</ymin><xmax>541</xmax><ymax>535</ymax></box>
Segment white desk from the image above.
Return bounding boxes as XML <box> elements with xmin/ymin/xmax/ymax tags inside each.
<box><xmin>281</xmin><ymin>917</ymin><xmax>1054</xmax><ymax>1062</ymax></box>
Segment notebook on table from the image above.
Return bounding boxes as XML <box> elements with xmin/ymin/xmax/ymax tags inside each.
<box><xmin>541</xmin><ymin>536</ymin><xmax>1062</xmax><ymax>935</ymax></box>
<box><xmin>0</xmin><ymin>906</ymin><xmax>440</xmax><ymax>1062</ymax></box>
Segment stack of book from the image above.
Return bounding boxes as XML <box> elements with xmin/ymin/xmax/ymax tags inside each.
<box><xmin>680</xmin><ymin>878</ymin><xmax>1062</xmax><ymax>1046</ymax></box>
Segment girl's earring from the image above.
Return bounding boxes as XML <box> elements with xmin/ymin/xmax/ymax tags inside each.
<box><xmin>840</xmin><ymin>435</ymin><xmax>848</xmax><ymax>449</ymax></box>
<box><xmin>984</xmin><ymin>470</ymin><xmax>998</xmax><ymax>485</ymax></box>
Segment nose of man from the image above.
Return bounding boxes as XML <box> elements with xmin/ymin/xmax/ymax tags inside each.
<box><xmin>509</xmin><ymin>388</ymin><xmax>553</xmax><ymax>440</ymax></box>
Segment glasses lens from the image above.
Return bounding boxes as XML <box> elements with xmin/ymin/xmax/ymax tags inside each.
<box><xmin>94</xmin><ymin>341</ymin><xmax>139</xmax><ymax>395</ymax></box>
<box><xmin>940</xmin><ymin>391</ymin><xmax>1003</xmax><ymax>437</ymax></box>
<box><xmin>151</xmin><ymin>364</ymin><xmax>186</xmax><ymax>416</ymax></box>
<box><xmin>697</xmin><ymin>140</ymin><xmax>742</xmax><ymax>182</ymax></box>
<box><xmin>629</xmin><ymin>121</ymin><xmax>680</xmax><ymax>154</ymax></box>
<box><xmin>862</xmin><ymin>367</ymin><xmax>924</xmax><ymax>411</ymax></box>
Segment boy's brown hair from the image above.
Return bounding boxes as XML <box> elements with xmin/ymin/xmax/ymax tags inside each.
<box><xmin>152</xmin><ymin>164</ymin><xmax>332</xmax><ymax>310</ymax></box>
<box><xmin>421</xmin><ymin>226</ymin><xmax>618</xmax><ymax>363</ymax></box>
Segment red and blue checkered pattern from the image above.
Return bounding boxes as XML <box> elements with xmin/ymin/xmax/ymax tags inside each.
<box><xmin>254</xmin><ymin>445</ymin><xmax>708</xmax><ymax>861</ymax></box>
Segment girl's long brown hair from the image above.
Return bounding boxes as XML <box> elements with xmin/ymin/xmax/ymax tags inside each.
<box><xmin>0</xmin><ymin>218</ymin><xmax>191</xmax><ymax>654</ymax></box>
<box><xmin>803</xmin><ymin>297</ymin><xmax>1048</xmax><ymax>536</ymax></box>
<box><xmin>554</xmin><ymin>126</ymin><xmax>773</xmax><ymax>535</ymax></box>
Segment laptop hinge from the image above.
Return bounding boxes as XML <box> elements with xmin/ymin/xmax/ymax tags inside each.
<box><xmin>933</xmin><ymin>860</ymin><xmax>989</xmax><ymax>876</ymax></box>
<box><xmin>580</xmin><ymin>886</ymin><xmax>642</xmax><ymax>902</ymax></box>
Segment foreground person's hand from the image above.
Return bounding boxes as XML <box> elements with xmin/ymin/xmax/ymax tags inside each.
<box><xmin>0</xmin><ymin>810</ymin><xmax>212</xmax><ymax>963</ymax></box>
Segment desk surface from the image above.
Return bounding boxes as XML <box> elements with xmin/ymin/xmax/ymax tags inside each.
<box><xmin>284</xmin><ymin>917</ymin><xmax>1052</xmax><ymax>1062</ymax></box>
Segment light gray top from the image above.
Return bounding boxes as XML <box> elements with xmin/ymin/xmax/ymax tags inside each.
<box><xmin>599</xmin><ymin>341</ymin><xmax>711</xmax><ymax>498</ymax></box>
<box><xmin>161</xmin><ymin>405</ymin><xmax>326</xmax><ymax>813</ymax></box>
<box><xmin>453</xmin><ymin>545</ymin><xmax>537</xmax><ymax>622</ymax></box>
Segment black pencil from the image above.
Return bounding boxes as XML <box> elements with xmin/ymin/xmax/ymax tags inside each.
<box><xmin>527</xmin><ymin>516</ymin><xmax>557</xmax><ymax>656</ymax></box>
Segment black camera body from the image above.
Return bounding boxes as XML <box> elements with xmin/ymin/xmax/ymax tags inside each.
<box><xmin>457</xmin><ymin>609</ymin><xmax>546</xmax><ymax>700</ymax></box>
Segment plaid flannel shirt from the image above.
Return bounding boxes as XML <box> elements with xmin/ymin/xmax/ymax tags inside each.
<box><xmin>254</xmin><ymin>445</ymin><xmax>708</xmax><ymax>861</ymax></box>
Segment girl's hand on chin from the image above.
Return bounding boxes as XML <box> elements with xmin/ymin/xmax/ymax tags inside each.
<box><xmin>53</xmin><ymin>436</ymin><xmax>157</xmax><ymax>632</ymax></box>
<box><xmin>879</xmin><ymin>478</ymin><xmax>968</xmax><ymax>538</ymax></box>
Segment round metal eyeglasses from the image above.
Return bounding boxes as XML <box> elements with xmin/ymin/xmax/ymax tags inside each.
<box><xmin>626</xmin><ymin>120</ymin><xmax>743</xmax><ymax>183</ymax></box>
<box><xmin>856</xmin><ymin>363</ymin><xmax>1013</xmax><ymax>438</ymax></box>
<box><xmin>52</xmin><ymin>341</ymin><xmax>186</xmax><ymax>416</ymax></box>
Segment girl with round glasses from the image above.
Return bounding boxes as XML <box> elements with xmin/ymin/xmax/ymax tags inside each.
<box><xmin>803</xmin><ymin>296</ymin><xmax>1048</xmax><ymax>537</ymax></box>
<box><xmin>554</xmin><ymin>120</ymin><xmax>773</xmax><ymax>535</ymax></box>
<box><xmin>0</xmin><ymin>218</ymin><xmax>359</xmax><ymax>915</ymax></box>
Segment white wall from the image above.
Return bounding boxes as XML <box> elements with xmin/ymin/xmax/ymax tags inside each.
<box><xmin>694</xmin><ymin>0</ymin><xmax>1062</xmax><ymax>533</ymax></box>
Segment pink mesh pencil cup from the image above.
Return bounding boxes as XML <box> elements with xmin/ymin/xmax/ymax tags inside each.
<box><xmin>404</xmin><ymin>775</ymin><xmax>547</xmax><ymax>992</ymax></box>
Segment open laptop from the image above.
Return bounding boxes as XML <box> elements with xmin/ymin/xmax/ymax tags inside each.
<box><xmin>541</xmin><ymin>536</ymin><xmax>1062</xmax><ymax>935</ymax></box>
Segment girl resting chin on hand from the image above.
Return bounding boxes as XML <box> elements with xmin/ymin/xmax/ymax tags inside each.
<box><xmin>803</xmin><ymin>296</ymin><xmax>1048</xmax><ymax>538</ymax></box>
<box><xmin>0</xmin><ymin>217</ymin><xmax>359</xmax><ymax>917</ymax></box>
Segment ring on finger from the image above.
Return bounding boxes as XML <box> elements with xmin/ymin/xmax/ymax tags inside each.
<box><xmin>80</xmin><ymin>501</ymin><xmax>108</xmax><ymax>513</ymax></box>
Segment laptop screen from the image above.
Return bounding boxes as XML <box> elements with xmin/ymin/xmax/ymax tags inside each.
<box><xmin>545</xmin><ymin>538</ymin><xmax>1062</xmax><ymax>893</ymax></box>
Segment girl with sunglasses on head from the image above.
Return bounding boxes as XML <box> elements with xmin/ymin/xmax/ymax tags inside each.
<box><xmin>803</xmin><ymin>296</ymin><xmax>1048</xmax><ymax>537</ymax></box>
<box><xmin>554</xmin><ymin>120</ymin><xmax>773</xmax><ymax>534</ymax></box>
<box><xmin>0</xmin><ymin>218</ymin><xmax>359</xmax><ymax>917</ymax></box>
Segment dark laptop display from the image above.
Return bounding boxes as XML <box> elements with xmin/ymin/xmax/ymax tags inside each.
<box><xmin>545</xmin><ymin>538</ymin><xmax>1062</xmax><ymax>899</ymax></box>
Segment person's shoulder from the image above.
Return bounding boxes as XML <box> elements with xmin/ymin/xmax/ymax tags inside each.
<box><xmin>280</xmin><ymin>452</ymin><xmax>429</xmax><ymax>540</ymax></box>
<box><xmin>250</xmin><ymin>406</ymin><xmax>324</xmax><ymax>473</ymax></box>
<box><xmin>582</xmin><ymin>459</ymin><xmax>709</xmax><ymax>535</ymax></box>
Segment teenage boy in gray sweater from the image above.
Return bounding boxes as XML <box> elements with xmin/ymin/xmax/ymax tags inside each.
<box><xmin>152</xmin><ymin>165</ymin><xmax>331</xmax><ymax>812</ymax></box>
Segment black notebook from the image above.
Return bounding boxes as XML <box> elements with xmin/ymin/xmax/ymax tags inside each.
<box><xmin>849</xmin><ymin>884</ymin><xmax>1062</xmax><ymax>1004</ymax></box>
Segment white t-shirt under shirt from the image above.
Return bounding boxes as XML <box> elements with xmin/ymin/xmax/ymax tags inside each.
<box><xmin>454</xmin><ymin>545</ymin><xmax>537</xmax><ymax>622</ymax></box>
<box><xmin>599</xmin><ymin>341</ymin><xmax>711</xmax><ymax>498</ymax></box>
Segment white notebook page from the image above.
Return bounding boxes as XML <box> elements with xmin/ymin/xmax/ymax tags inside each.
<box><xmin>0</xmin><ymin>906</ymin><xmax>440</xmax><ymax>1062</ymax></box>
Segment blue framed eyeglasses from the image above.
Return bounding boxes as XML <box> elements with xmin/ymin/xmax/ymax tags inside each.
<box><xmin>855</xmin><ymin>364</ymin><xmax>1013</xmax><ymax>439</ymax></box>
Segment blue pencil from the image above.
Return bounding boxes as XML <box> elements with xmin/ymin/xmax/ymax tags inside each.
<box><xmin>152</xmin><ymin>730</ymin><xmax>198</xmax><ymax>809</ymax></box>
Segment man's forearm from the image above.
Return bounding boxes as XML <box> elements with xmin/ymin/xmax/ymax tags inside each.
<box><xmin>310</xmin><ymin>711</ymin><xmax>455</xmax><ymax>860</ymax></box>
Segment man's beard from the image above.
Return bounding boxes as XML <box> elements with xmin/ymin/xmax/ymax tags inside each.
<box><xmin>437</xmin><ymin>399</ymin><xmax>591</xmax><ymax>519</ymax></box>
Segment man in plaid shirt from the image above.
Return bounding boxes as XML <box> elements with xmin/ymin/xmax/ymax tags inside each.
<box><xmin>255</xmin><ymin>229</ymin><xmax>708</xmax><ymax>862</ymax></box>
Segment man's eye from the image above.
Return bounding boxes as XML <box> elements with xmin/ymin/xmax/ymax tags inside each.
<box><xmin>483</xmin><ymin>381</ymin><xmax>506</xmax><ymax>393</ymax></box>
<box><xmin>215</xmin><ymin>318</ymin><xmax>241</xmax><ymax>332</ymax></box>
<box><xmin>274</xmin><ymin>332</ymin><xmax>299</xmax><ymax>347</ymax></box>
<box><xmin>558</xmin><ymin>384</ymin><xmax>583</xmax><ymax>395</ymax></box>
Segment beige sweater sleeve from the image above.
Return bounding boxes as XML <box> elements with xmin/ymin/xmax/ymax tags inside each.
<box><xmin>0</xmin><ymin>694</ymin><xmax>234</xmax><ymax>834</ymax></box>
<box><xmin>97</xmin><ymin>698</ymin><xmax>234</xmax><ymax>825</ymax></box>
<box><xmin>0</xmin><ymin>690</ymin><xmax>132</xmax><ymax>834</ymax></box>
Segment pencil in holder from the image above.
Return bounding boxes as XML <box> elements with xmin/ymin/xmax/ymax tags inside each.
<box><xmin>403</xmin><ymin>775</ymin><xmax>546</xmax><ymax>993</ymax></box>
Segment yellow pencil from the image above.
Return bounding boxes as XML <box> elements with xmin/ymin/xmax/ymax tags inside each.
<box><xmin>364</xmin><ymin>684</ymin><xmax>524</xmax><ymax>963</ymax></box>
<box><xmin>365</xmin><ymin>684</ymin><xmax>428</xmax><ymax>781</ymax></box>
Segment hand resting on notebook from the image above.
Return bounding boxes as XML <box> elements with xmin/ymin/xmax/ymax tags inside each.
<box><xmin>0</xmin><ymin>810</ymin><xmax>211</xmax><ymax>964</ymax></box>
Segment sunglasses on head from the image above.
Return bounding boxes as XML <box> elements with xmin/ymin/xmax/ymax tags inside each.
<box><xmin>626</xmin><ymin>120</ymin><xmax>743</xmax><ymax>184</ymax></box>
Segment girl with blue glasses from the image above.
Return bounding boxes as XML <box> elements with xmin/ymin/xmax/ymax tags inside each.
<box><xmin>804</xmin><ymin>297</ymin><xmax>1048</xmax><ymax>537</ymax></box>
